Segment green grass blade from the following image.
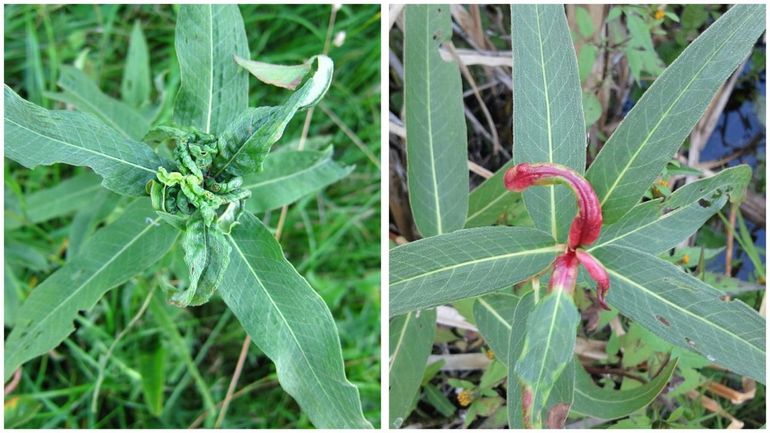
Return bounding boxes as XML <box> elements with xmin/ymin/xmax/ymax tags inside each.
<box><xmin>390</xmin><ymin>227</ymin><xmax>559</xmax><ymax>316</ymax></box>
<box><xmin>511</xmin><ymin>4</ymin><xmax>586</xmax><ymax>241</ymax></box>
<box><xmin>404</xmin><ymin>4</ymin><xmax>468</xmax><ymax>237</ymax></box>
<box><xmin>173</xmin><ymin>5</ymin><xmax>249</xmax><ymax>134</ymax></box>
<box><xmin>594</xmin><ymin>244</ymin><xmax>766</xmax><ymax>383</ymax></box>
<box><xmin>50</xmin><ymin>66</ymin><xmax>150</xmax><ymax>140</ymax></box>
<box><xmin>4</xmin><ymin>85</ymin><xmax>165</xmax><ymax>197</ymax></box>
<box><xmin>388</xmin><ymin>310</ymin><xmax>436</xmax><ymax>428</ymax></box>
<box><xmin>243</xmin><ymin>147</ymin><xmax>353</xmax><ymax>212</ymax></box>
<box><xmin>5</xmin><ymin>171</ymin><xmax>102</xmax><ymax>231</ymax></box>
<box><xmin>3</xmin><ymin>200</ymin><xmax>179</xmax><ymax>380</ymax></box>
<box><xmin>122</xmin><ymin>20</ymin><xmax>152</xmax><ymax>109</ymax></box>
<box><xmin>587</xmin><ymin>4</ymin><xmax>766</xmax><ymax>223</ymax></box>
<box><xmin>220</xmin><ymin>211</ymin><xmax>372</xmax><ymax>428</ymax></box>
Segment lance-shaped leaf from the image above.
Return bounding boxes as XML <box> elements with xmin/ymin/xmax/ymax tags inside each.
<box><xmin>389</xmin><ymin>310</ymin><xmax>436</xmax><ymax>428</ymax></box>
<box><xmin>572</xmin><ymin>358</ymin><xmax>678</xmax><ymax>420</ymax></box>
<box><xmin>219</xmin><ymin>211</ymin><xmax>371</xmax><ymax>428</ymax></box>
<box><xmin>3</xmin><ymin>200</ymin><xmax>179</xmax><ymax>380</ymax></box>
<box><xmin>594</xmin><ymin>245</ymin><xmax>766</xmax><ymax>383</ymax></box>
<box><xmin>5</xmin><ymin>171</ymin><xmax>102</xmax><ymax>230</ymax></box>
<box><xmin>465</xmin><ymin>161</ymin><xmax>525</xmax><ymax>228</ymax></box>
<box><xmin>404</xmin><ymin>4</ymin><xmax>468</xmax><ymax>237</ymax></box>
<box><xmin>4</xmin><ymin>85</ymin><xmax>165</xmax><ymax>197</ymax></box>
<box><xmin>243</xmin><ymin>147</ymin><xmax>353</xmax><ymax>212</ymax></box>
<box><xmin>122</xmin><ymin>20</ymin><xmax>152</xmax><ymax>109</ymax></box>
<box><xmin>390</xmin><ymin>227</ymin><xmax>560</xmax><ymax>316</ymax></box>
<box><xmin>173</xmin><ymin>4</ymin><xmax>249</xmax><ymax>134</ymax></box>
<box><xmin>513</xmin><ymin>291</ymin><xmax>580</xmax><ymax>428</ymax></box>
<box><xmin>590</xmin><ymin>165</ymin><xmax>752</xmax><ymax>254</ymax></box>
<box><xmin>586</xmin><ymin>4</ymin><xmax>765</xmax><ymax>223</ymax></box>
<box><xmin>46</xmin><ymin>66</ymin><xmax>150</xmax><ymax>140</ymax></box>
<box><xmin>475</xmin><ymin>293</ymin><xmax>576</xmax><ymax>427</ymax></box>
<box><xmin>171</xmin><ymin>213</ymin><xmax>230</xmax><ymax>307</ymax></box>
<box><xmin>213</xmin><ymin>55</ymin><xmax>334</xmax><ymax>176</ymax></box>
<box><xmin>511</xmin><ymin>4</ymin><xmax>586</xmax><ymax>242</ymax></box>
<box><xmin>235</xmin><ymin>55</ymin><xmax>313</xmax><ymax>90</ymax></box>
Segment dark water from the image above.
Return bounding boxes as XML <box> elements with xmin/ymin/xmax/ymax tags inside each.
<box><xmin>699</xmin><ymin>61</ymin><xmax>765</xmax><ymax>280</ymax></box>
<box><xmin>622</xmin><ymin>59</ymin><xmax>766</xmax><ymax>281</ymax></box>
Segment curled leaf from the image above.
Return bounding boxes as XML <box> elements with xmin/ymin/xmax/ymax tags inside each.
<box><xmin>505</xmin><ymin>162</ymin><xmax>601</xmax><ymax>249</ymax></box>
<box><xmin>234</xmin><ymin>55</ymin><xmax>313</xmax><ymax>90</ymax></box>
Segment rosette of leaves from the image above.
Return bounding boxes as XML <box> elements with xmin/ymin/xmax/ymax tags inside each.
<box><xmin>4</xmin><ymin>5</ymin><xmax>369</xmax><ymax>429</ymax></box>
<box><xmin>389</xmin><ymin>3</ymin><xmax>765</xmax><ymax>429</ymax></box>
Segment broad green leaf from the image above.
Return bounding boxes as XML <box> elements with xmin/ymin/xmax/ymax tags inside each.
<box><xmin>5</xmin><ymin>171</ymin><xmax>102</xmax><ymax>230</ymax></box>
<box><xmin>465</xmin><ymin>161</ymin><xmax>525</xmax><ymax>228</ymax></box>
<box><xmin>122</xmin><ymin>20</ymin><xmax>152</xmax><ymax>108</ymax></box>
<box><xmin>513</xmin><ymin>291</ymin><xmax>580</xmax><ymax>427</ymax></box>
<box><xmin>49</xmin><ymin>66</ymin><xmax>150</xmax><ymax>140</ymax></box>
<box><xmin>390</xmin><ymin>227</ymin><xmax>559</xmax><ymax>316</ymax></box>
<box><xmin>4</xmin><ymin>85</ymin><xmax>165</xmax><ymax>197</ymax></box>
<box><xmin>511</xmin><ymin>4</ymin><xmax>586</xmax><ymax>242</ymax></box>
<box><xmin>219</xmin><ymin>211</ymin><xmax>371</xmax><ymax>428</ymax></box>
<box><xmin>590</xmin><ymin>165</ymin><xmax>752</xmax><ymax>254</ymax></box>
<box><xmin>572</xmin><ymin>358</ymin><xmax>678</xmax><ymax>420</ymax></box>
<box><xmin>404</xmin><ymin>4</ymin><xmax>468</xmax><ymax>237</ymax></box>
<box><xmin>3</xmin><ymin>200</ymin><xmax>179</xmax><ymax>380</ymax></box>
<box><xmin>213</xmin><ymin>55</ymin><xmax>334</xmax><ymax>176</ymax></box>
<box><xmin>138</xmin><ymin>335</ymin><xmax>166</xmax><ymax>417</ymax></box>
<box><xmin>473</xmin><ymin>293</ymin><xmax>521</xmax><ymax>362</ymax></box>
<box><xmin>234</xmin><ymin>55</ymin><xmax>312</xmax><ymax>90</ymax></box>
<box><xmin>243</xmin><ymin>147</ymin><xmax>353</xmax><ymax>212</ymax></box>
<box><xmin>594</xmin><ymin>245</ymin><xmax>765</xmax><ymax>383</ymax></box>
<box><xmin>389</xmin><ymin>310</ymin><xmax>437</xmax><ymax>428</ymax></box>
<box><xmin>173</xmin><ymin>4</ymin><xmax>249</xmax><ymax>134</ymax></box>
<box><xmin>587</xmin><ymin>4</ymin><xmax>765</xmax><ymax>223</ymax></box>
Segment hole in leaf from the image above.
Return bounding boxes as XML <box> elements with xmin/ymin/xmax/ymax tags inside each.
<box><xmin>685</xmin><ymin>337</ymin><xmax>697</xmax><ymax>349</ymax></box>
<box><xmin>698</xmin><ymin>198</ymin><xmax>711</xmax><ymax>208</ymax></box>
<box><xmin>656</xmin><ymin>315</ymin><xmax>671</xmax><ymax>326</ymax></box>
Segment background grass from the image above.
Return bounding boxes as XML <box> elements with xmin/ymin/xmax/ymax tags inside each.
<box><xmin>4</xmin><ymin>4</ymin><xmax>381</xmax><ymax>428</ymax></box>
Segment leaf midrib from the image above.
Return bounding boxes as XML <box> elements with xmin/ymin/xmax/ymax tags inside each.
<box><xmin>392</xmin><ymin>244</ymin><xmax>560</xmax><ymax>286</ymax></box>
<box><xmin>8</xmin><ymin>215</ymin><xmax>163</xmax><ymax>366</ymax></box>
<box><xmin>423</xmin><ymin>8</ymin><xmax>442</xmax><ymax>235</ymax></box>
<box><xmin>607</xmin><ymin>267</ymin><xmax>764</xmax><ymax>358</ymax></box>
<box><xmin>533</xmin><ymin>5</ymin><xmax>558</xmax><ymax>239</ymax></box>
<box><xmin>596</xmin><ymin>10</ymin><xmax>751</xmax><ymax>209</ymax></box>
<box><xmin>243</xmin><ymin>154</ymin><xmax>331</xmax><ymax>190</ymax></box>
<box><xmin>227</xmin><ymin>233</ymin><xmax>350</xmax><ymax>421</ymax></box>
<box><xmin>205</xmin><ymin>4</ymin><xmax>214</xmax><ymax>133</ymax></box>
<box><xmin>527</xmin><ymin>289</ymin><xmax>564</xmax><ymax>420</ymax></box>
<box><xmin>6</xmin><ymin>117</ymin><xmax>155</xmax><ymax>173</ymax></box>
<box><xmin>388</xmin><ymin>311</ymin><xmax>413</xmax><ymax>371</ymax></box>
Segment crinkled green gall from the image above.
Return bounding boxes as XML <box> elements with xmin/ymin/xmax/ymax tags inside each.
<box><xmin>145</xmin><ymin>125</ymin><xmax>251</xmax><ymax>306</ymax></box>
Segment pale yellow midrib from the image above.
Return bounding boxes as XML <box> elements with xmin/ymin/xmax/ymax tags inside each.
<box><xmin>597</xmin><ymin>10</ymin><xmax>751</xmax><ymax>209</ymax></box>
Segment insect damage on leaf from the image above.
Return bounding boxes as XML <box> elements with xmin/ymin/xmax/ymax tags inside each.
<box><xmin>145</xmin><ymin>125</ymin><xmax>251</xmax><ymax>307</ymax></box>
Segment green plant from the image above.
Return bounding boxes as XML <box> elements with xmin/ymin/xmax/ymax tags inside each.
<box><xmin>389</xmin><ymin>3</ymin><xmax>765</xmax><ymax>429</ymax></box>
<box><xmin>5</xmin><ymin>5</ymin><xmax>371</xmax><ymax>428</ymax></box>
